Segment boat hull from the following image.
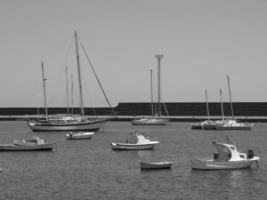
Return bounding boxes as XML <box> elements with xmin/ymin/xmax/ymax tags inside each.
<box><xmin>131</xmin><ymin>118</ymin><xmax>168</xmax><ymax>125</ymax></box>
<box><xmin>111</xmin><ymin>143</ymin><xmax>157</xmax><ymax>150</ymax></box>
<box><xmin>191</xmin><ymin>158</ymin><xmax>259</xmax><ymax>170</ymax></box>
<box><xmin>0</xmin><ymin>143</ymin><xmax>55</xmax><ymax>151</ymax></box>
<box><xmin>66</xmin><ymin>132</ymin><xmax>94</xmax><ymax>139</ymax></box>
<box><xmin>27</xmin><ymin>119</ymin><xmax>108</xmax><ymax>132</ymax></box>
<box><xmin>140</xmin><ymin>161</ymin><xmax>173</xmax><ymax>170</ymax></box>
<box><xmin>214</xmin><ymin>125</ymin><xmax>253</xmax><ymax>130</ymax></box>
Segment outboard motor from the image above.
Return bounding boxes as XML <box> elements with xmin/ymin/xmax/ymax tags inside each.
<box><xmin>247</xmin><ymin>149</ymin><xmax>254</xmax><ymax>159</ymax></box>
<box><xmin>213</xmin><ymin>153</ymin><xmax>219</xmax><ymax>160</ymax></box>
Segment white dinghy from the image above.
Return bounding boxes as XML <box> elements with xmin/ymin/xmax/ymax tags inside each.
<box><xmin>191</xmin><ymin>138</ymin><xmax>260</xmax><ymax>170</ymax></box>
<box><xmin>66</xmin><ymin>131</ymin><xmax>94</xmax><ymax>140</ymax></box>
<box><xmin>111</xmin><ymin>130</ymin><xmax>159</xmax><ymax>150</ymax></box>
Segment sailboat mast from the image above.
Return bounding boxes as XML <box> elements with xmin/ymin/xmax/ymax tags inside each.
<box><xmin>71</xmin><ymin>73</ymin><xmax>74</xmax><ymax>114</ymax></box>
<box><xmin>205</xmin><ymin>89</ymin><xmax>210</xmax><ymax>120</ymax></box>
<box><xmin>65</xmin><ymin>66</ymin><xmax>69</xmax><ymax>114</ymax></box>
<box><xmin>155</xmin><ymin>55</ymin><xmax>163</xmax><ymax>116</ymax></box>
<box><xmin>220</xmin><ymin>89</ymin><xmax>225</xmax><ymax>121</ymax></box>
<box><xmin>74</xmin><ymin>31</ymin><xmax>84</xmax><ymax>117</ymax></box>
<box><xmin>41</xmin><ymin>62</ymin><xmax>48</xmax><ymax>121</ymax></box>
<box><xmin>150</xmin><ymin>69</ymin><xmax>154</xmax><ymax>117</ymax></box>
<box><xmin>227</xmin><ymin>75</ymin><xmax>234</xmax><ymax>119</ymax></box>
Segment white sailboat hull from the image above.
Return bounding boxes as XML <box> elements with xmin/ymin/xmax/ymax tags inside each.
<box><xmin>27</xmin><ymin>119</ymin><xmax>108</xmax><ymax>132</ymax></box>
<box><xmin>191</xmin><ymin>158</ymin><xmax>259</xmax><ymax>170</ymax></box>
<box><xmin>215</xmin><ymin>124</ymin><xmax>253</xmax><ymax>130</ymax></box>
<box><xmin>131</xmin><ymin>118</ymin><xmax>168</xmax><ymax>125</ymax></box>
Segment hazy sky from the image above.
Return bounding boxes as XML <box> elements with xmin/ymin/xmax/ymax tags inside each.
<box><xmin>1</xmin><ymin>0</ymin><xmax>267</xmax><ymax>107</ymax></box>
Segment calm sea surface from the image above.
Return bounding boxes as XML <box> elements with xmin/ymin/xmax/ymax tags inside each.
<box><xmin>0</xmin><ymin>121</ymin><xmax>266</xmax><ymax>200</ymax></box>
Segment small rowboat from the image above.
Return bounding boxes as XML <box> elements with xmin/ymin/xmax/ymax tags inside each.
<box><xmin>66</xmin><ymin>132</ymin><xmax>94</xmax><ymax>140</ymax></box>
<box><xmin>140</xmin><ymin>161</ymin><xmax>173</xmax><ymax>170</ymax></box>
<box><xmin>191</xmin><ymin>137</ymin><xmax>260</xmax><ymax>170</ymax></box>
<box><xmin>111</xmin><ymin>130</ymin><xmax>159</xmax><ymax>150</ymax></box>
<box><xmin>0</xmin><ymin>137</ymin><xmax>55</xmax><ymax>151</ymax></box>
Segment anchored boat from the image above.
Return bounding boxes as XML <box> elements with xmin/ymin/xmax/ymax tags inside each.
<box><xmin>111</xmin><ymin>131</ymin><xmax>159</xmax><ymax>150</ymax></box>
<box><xmin>27</xmin><ymin>32</ymin><xmax>114</xmax><ymax>132</ymax></box>
<box><xmin>66</xmin><ymin>131</ymin><xmax>94</xmax><ymax>139</ymax></box>
<box><xmin>140</xmin><ymin>161</ymin><xmax>173</xmax><ymax>170</ymax></box>
<box><xmin>0</xmin><ymin>137</ymin><xmax>55</xmax><ymax>151</ymax></box>
<box><xmin>131</xmin><ymin>57</ymin><xmax>169</xmax><ymax>126</ymax></box>
<box><xmin>191</xmin><ymin>138</ymin><xmax>260</xmax><ymax>170</ymax></box>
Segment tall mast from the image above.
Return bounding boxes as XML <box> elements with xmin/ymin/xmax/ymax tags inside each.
<box><xmin>205</xmin><ymin>89</ymin><xmax>210</xmax><ymax>120</ymax></box>
<box><xmin>227</xmin><ymin>75</ymin><xmax>234</xmax><ymax>119</ymax></box>
<box><xmin>41</xmin><ymin>62</ymin><xmax>48</xmax><ymax>121</ymax></box>
<box><xmin>155</xmin><ymin>54</ymin><xmax>163</xmax><ymax>116</ymax></box>
<box><xmin>74</xmin><ymin>31</ymin><xmax>84</xmax><ymax>117</ymax></box>
<box><xmin>150</xmin><ymin>69</ymin><xmax>154</xmax><ymax>117</ymax></box>
<box><xmin>220</xmin><ymin>88</ymin><xmax>225</xmax><ymax>121</ymax></box>
<box><xmin>71</xmin><ymin>73</ymin><xmax>74</xmax><ymax>114</ymax></box>
<box><xmin>65</xmin><ymin>66</ymin><xmax>69</xmax><ymax>114</ymax></box>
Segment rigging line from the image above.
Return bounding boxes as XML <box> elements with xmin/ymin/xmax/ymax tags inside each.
<box><xmin>77</xmin><ymin>35</ymin><xmax>115</xmax><ymax>114</ymax></box>
<box><xmin>163</xmin><ymin>102</ymin><xmax>169</xmax><ymax>116</ymax></box>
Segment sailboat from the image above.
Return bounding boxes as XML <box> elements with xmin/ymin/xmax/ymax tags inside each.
<box><xmin>131</xmin><ymin>55</ymin><xmax>169</xmax><ymax>125</ymax></box>
<box><xmin>214</xmin><ymin>76</ymin><xmax>253</xmax><ymax>130</ymax></box>
<box><xmin>27</xmin><ymin>32</ymin><xmax>114</xmax><ymax>131</ymax></box>
<box><xmin>191</xmin><ymin>90</ymin><xmax>216</xmax><ymax>130</ymax></box>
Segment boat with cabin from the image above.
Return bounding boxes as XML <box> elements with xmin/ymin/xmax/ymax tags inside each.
<box><xmin>191</xmin><ymin>137</ymin><xmax>260</xmax><ymax>170</ymax></box>
<box><xmin>111</xmin><ymin>130</ymin><xmax>159</xmax><ymax>150</ymax></box>
<box><xmin>0</xmin><ymin>137</ymin><xmax>55</xmax><ymax>151</ymax></box>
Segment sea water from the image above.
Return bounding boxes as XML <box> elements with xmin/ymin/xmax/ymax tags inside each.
<box><xmin>0</xmin><ymin>121</ymin><xmax>266</xmax><ymax>199</ymax></box>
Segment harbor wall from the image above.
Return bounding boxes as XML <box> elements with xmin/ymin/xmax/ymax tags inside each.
<box><xmin>1</xmin><ymin>102</ymin><xmax>267</xmax><ymax>116</ymax></box>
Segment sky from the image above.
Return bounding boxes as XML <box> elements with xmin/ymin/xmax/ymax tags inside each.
<box><xmin>1</xmin><ymin>0</ymin><xmax>267</xmax><ymax>107</ymax></box>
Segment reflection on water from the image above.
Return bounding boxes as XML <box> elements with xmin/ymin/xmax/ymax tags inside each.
<box><xmin>0</xmin><ymin>121</ymin><xmax>266</xmax><ymax>199</ymax></box>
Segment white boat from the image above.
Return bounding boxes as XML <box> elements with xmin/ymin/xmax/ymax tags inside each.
<box><xmin>111</xmin><ymin>131</ymin><xmax>159</xmax><ymax>150</ymax></box>
<box><xmin>191</xmin><ymin>90</ymin><xmax>217</xmax><ymax>130</ymax></box>
<box><xmin>28</xmin><ymin>118</ymin><xmax>109</xmax><ymax>132</ymax></box>
<box><xmin>0</xmin><ymin>137</ymin><xmax>55</xmax><ymax>151</ymax></box>
<box><xmin>214</xmin><ymin>76</ymin><xmax>253</xmax><ymax>130</ymax></box>
<box><xmin>131</xmin><ymin>57</ymin><xmax>169</xmax><ymax>126</ymax></box>
<box><xmin>215</xmin><ymin>119</ymin><xmax>253</xmax><ymax>130</ymax></box>
<box><xmin>132</xmin><ymin>118</ymin><xmax>168</xmax><ymax>125</ymax></box>
<box><xmin>191</xmin><ymin>138</ymin><xmax>260</xmax><ymax>170</ymax></box>
<box><xmin>66</xmin><ymin>131</ymin><xmax>94</xmax><ymax>139</ymax></box>
<box><xmin>27</xmin><ymin>32</ymin><xmax>114</xmax><ymax>132</ymax></box>
<box><xmin>140</xmin><ymin>161</ymin><xmax>173</xmax><ymax>170</ymax></box>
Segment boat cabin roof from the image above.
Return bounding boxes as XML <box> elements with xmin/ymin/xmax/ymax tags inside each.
<box><xmin>213</xmin><ymin>142</ymin><xmax>246</xmax><ymax>161</ymax></box>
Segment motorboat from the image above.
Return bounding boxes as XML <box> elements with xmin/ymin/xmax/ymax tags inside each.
<box><xmin>214</xmin><ymin>119</ymin><xmax>253</xmax><ymax>130</ymax></box>
<box><xmin>140</xmin><ymin>161</ymin><xmax>173</xmax><ymax>170</ymax></box>
<box><xmin>111</xmin><ymin>130</ymin><xmax>159</xmax><ymax>150</ymax></box>
<box><xmin>66</xmin><ymin>131</ymin><xmax>94</xmax><ymax>139</ymax></box>
<box><xmin>131</xmin><ymin>118</ymin><xmax>168</xmax><ymax>125</ymax></box>
<box><xmin>0</xmin><ymin>137</ymin><xmax>55</xmax><ymax>151</ymax></box>
<box><xmin>191</xmin><ymin>138</ymin><xmax>260</xmax><ymax>170</ymax></box>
